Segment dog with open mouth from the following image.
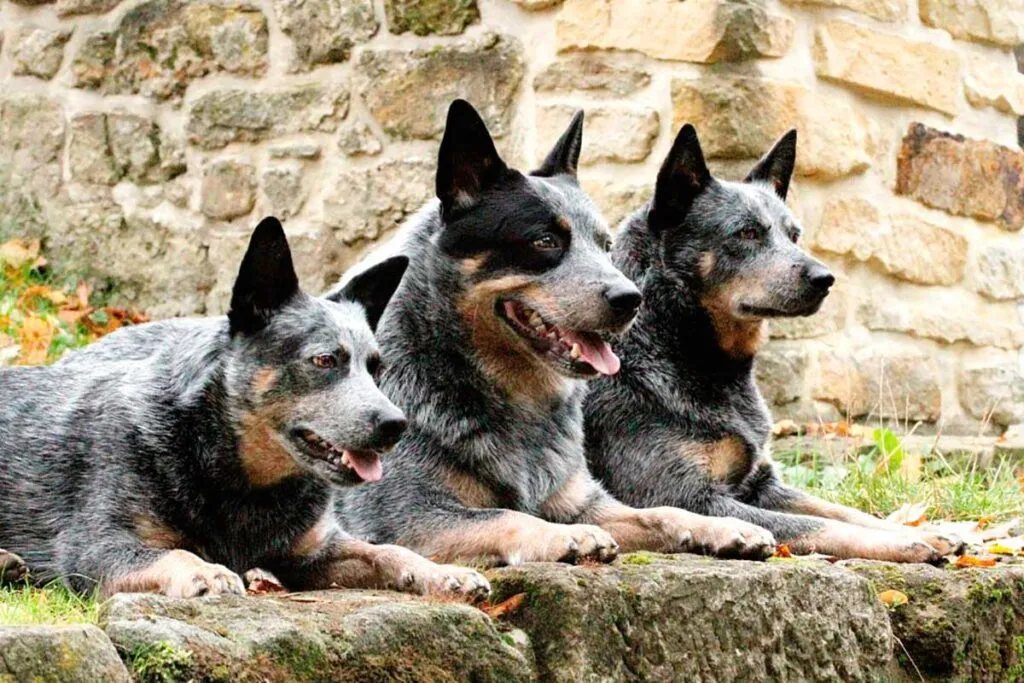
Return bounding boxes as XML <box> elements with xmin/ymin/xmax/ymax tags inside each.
<box><xmin>0</xmin><ymin>217</ymin><xmax>490</xmax><ymax>600</ymax></box>
<box><xmin>332</xmin><ymin>100</ymin><xmax>775</xmax><ymax>566</ymax></box>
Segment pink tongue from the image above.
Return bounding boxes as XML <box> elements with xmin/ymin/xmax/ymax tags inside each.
<box><xmin>563</xmin><ymin>331</ymin><xmax>621</xmax><ymax>376</ymax></box>
<box><xmin>345</xmin><ymin>450</ymin><xmax>382</xmax><ymax>482</ymax></box>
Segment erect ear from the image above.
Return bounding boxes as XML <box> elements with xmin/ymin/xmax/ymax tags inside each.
<box><xmin>532</xmin><ymin>110</ymin><xmax>584</xmax><ymax>178</ymax></box>
<box><xmin>745</xmin><ymin>129</ymin><xmax>796</xmax><ymax>201</ymax></box>
<box><xmin>228</xmin><ymin>216</ymin><xmax>300</xmax><ymax>335</ymax></box>
<box><xmin>648</xmin><ymin>124</ymin><xmax>712</xmax><ymax>234</ymax></box>
<box><xmin>436</xmin><ymin>99</ymin><xmax>508</xmax><ymax>218</ymax></box>
<box><xmin>327</xmin><ymin>256</ymin><xmax>409</xmax><ymax>332</ymax></box>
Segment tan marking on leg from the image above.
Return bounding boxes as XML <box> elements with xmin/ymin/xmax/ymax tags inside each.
<box><xmin>787</xmin><ymin>520</ymin><xmax>940</xmax><ymax>563</ymax></box>
<box><xmin>539</xmin><ymin>470</ymin><xmax>597</xmax><ymax>522</ymax></box>
<box><xmin>291</xmin><ymin>508</ymin><xmax>340</xmax><ymax>558</ymax></box>
<box><xmin>238</xmin><ymin>407</ymin><xmax>301</xmax><ymax>488</ymax></box>
<box><xmin>250</xmin><ymin>368</ymin><xmax>279</xmax><ymax>397</ymax></box>
<box><xmin>104</xmin><ymin>549</ymin><xmax>245</xmax><ymax>598</ymax></box>
<box><xmin>134</xmin><ymin>516</ymin><xmax>183</xmax><ymax>550</ymax></box>
<box><xmin>679</xmin><ymin>436</ymin><xmax>752</xmax><ymax>482</ymax></box>
<box><xmin>444</xmin><ymin>469</ymin><xmax>498</xmax><ymax>509</ymax></box>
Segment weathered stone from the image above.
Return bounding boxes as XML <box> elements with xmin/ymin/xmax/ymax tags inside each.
<box><xmin>261</xmin><ymin>164</ymin><xmax>305</xmax><ymax>219</ymax></box>
<box><xmin>671</xmin><ymin>76</ymin><xmax>875</xmax><ymax>179</ymax></box>
<box><xmin>70</xmin><ymin>0</ymin><xmax>268</xmax><ymax>101</ymax></box>
<box><xmin>201</xmin><ymin>159</ymin><xmax>256</xmax><ymax>221</ymax></box>
<box><xmin>0</xmin><ymin>96</ymin><xmax>65</xmax><ymax>213</ymax></box>
<box><xmin>812</xmin><ymin>345</ymin><xmax>942</xmax><ymax>421</ymax></box>
<box><xmin>858</xmin><ymin>293</ymin><xmax>1024</xmax><ymax>350</ymax></box>
<box><xmin>816</xmin><ymin>198</ymin><xmax>968</xmax><ymax>286</ymax></box>
<box><xmin>337</xmin><ymin>119</ymin><xmax>383</xmax><ymax>157</ymax></box>
<box><xmin>354</xmin><ymin>33</ymin><xmax>524</xmax><ymax>140</ymax></box>
<box><xmin>273</xmin><ymin>0</ymin><xmax>377</xmax><ymax>71</ymax></box>
<box><xmin>268</xmin><ymin>142</ymin><xmax>322</xmax><ymax>160</ymax></box>
<box><xmin>57</xmin><ymin>0</ymin><xmax>123</xmax><ymax>16</ymax></box>
<box><xmin>0</xmin><ymin>625</ymin><xmax>130</xmax><ymax>682</ymax></box>
<box><xmin>580</xmin><ymin>179</ymin><xmax>652</xmax><ymax>228</ymax></box>
<box><xmin>813</xmin><ymin>20</ymin><xmax>959</xmax><ymax>115</ymax></box>
<box><xmin>323</xmin><ymin>158</ymin><xmax>433</xmax><ymax>244</ymax></box>
<box><xmin>976</xmin><ymin>246</ymin><xmax>1024</xmax><ymax>300</ymax></box>
<box><xmin>488</xmin><ymin>555</ymin><xmax>891</xmax><ymax>681</ymax></box>
<box><xmin>536</xmin><ymin>104</ymin><xmax>658</xmax><ymax>165</ymax></box>
<box><xmin>555</xmin><ymin>0</ymin><xmax>794</xmax><ymax>63</ymax></box>
<box><xmin>919</xmin><ymin>0</ymin><xmax>1024</xmax><ymax>47</ymax></box>
<box><xmin>768</xmin><ymin>273</ymin><xmax>848</xmax><ymax>339</ymax></box>
<box><xmin>386</xmin><ymin>0</ymin><xmax>479</xmax><ymax>35</ymax></box>
<box><xmin>187</xmin><ymin>86</ymin><xmax>349</xmax><ymax>150</ymax></box>
<box><xmin>510</xmin><ymin>0</ymin><xmax>561</xmax><ymax>8</ymax></box>
<box><xmin>68</xmin><ymin>114</ymin><xmax>120</xmax><ymax>186</ymax></box>
<box><xmin>535</xmin><ymin>54</ymin><xmax>651</xmax><ymax>96</ymax></box>
<box><xmin>896</xmin><ymin>123</ymin><xmax>1024</xmax><ymax>231</ymax></box>
<box><xmin>100</xmin><ymin>590</ymin><xmax>533</xmax><ymax>681</ymax></box>
<box><xmin>68</xmin><ymin>113</ymin><xmax>183</xmax><ymax>186</ymax></box>
<box><xmin>756</xmin><ymin>342</ymin><xmax>808</xmax><ymax>406</ymax></box>
<box><xmin>959</xmin><ymin>359</ymin><xmax>1024</xmax><ymax>427</ymax></box>
<box><xmin>781</xmin><ymin>0</ymin><xmax>905</xmax><ymax>21</ymax></box>
<box><xmin>963</xmin><ymin>53</ymin><xmax>1024</xmax><ymax>115</ymax></box>
<box><xmin>11</xmin><ymin>27</ymin><xmax>73</xmax><ymax>80</ymax></box>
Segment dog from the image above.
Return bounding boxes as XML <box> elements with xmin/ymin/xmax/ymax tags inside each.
<box><xmin>0</xmin><ymin>217</ymin><xmax>490</xmax><ymax>599</ymax></box>
<box><xmin>332</xmin><ymin>100</ymin><xmax>775</xmax><ymax>566</ymax></box>
<box><xmin>583</xmin><ymin>124</ymin><xmax>965</xmax><ymax>563</ymax></box>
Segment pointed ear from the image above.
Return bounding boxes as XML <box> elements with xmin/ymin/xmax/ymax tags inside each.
<box><xmin>436</xmin><ymin>99</ymin><xmax>508</xmax><ymax>217</ymax></box>
<box><xmin>648</xmin><ymin>124</ymin><xmax>712</xmax><ymax>233</ymax></box>
<box><xmin>533</xmin><ymin>110</ymin><xmax>584</xmax><ymax>178</ymax></box>
<box><xmin>745</xmin><ymin>129</ymin><xmax>796</xmax><ymax>200</ymax></box>
<box><xmin>229</xmin><ymin>217</ymin><xmax>300</xmax><ymax>334</ymax></box>
<box><xmin>327</xmin><ymin>256</ymin><xmax>408</xmax><ymax>332</ymax></box>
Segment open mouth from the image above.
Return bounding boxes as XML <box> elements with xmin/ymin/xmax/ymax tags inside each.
<box><xmin>294</xmin><ymin>429</ymin><xmax>383</xmax><ymax>483</ymax></box>
<box><xmin>496</xmin><ymin>299</ymin><xmax>621</xmax><ymax>377</ymax></box>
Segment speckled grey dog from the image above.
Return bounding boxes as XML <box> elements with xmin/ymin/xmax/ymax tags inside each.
<box><xmin>333</xmin><ymin>100</ymin><xmax>775</xmax><ymax>565</ymax></box>
<box><xmin>0</xmin><ymin>217</ymin><xmax>489</xmax><ymax>599</ymax></box>
<box><xmin>584</xmin><ymin>124</ymin><xmax>964</xmax><ymax>563</ymax></box>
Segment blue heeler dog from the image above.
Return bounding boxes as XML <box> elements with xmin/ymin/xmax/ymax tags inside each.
<box><xmin>332</xmin><ymin>100</ymin><xmax>776</xmax><ymax>565</ymax></box>
<box><xmin>0</xmin><ymin>217</ymin><xmax>490</xmax><ymax>598</ymax></box>
<box><xmin>584</xmin><ymin>124</ymin><xmax>964</xmax><ymax>563</ymax></box>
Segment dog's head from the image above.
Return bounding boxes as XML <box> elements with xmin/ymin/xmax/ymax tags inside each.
<box><xmin>436</xmin><ymin>100</ymin><xmax>641</xmax><ymax>382</ymax></box>
<box><xmin>647</xmin><ymin>125</ymin><xmax>834</xmax><ymax>325</ymax></box>
<box><xmin>227</xmin><ymin>217</ymin><xmax>408</xmax><ymax>487</ymax></box>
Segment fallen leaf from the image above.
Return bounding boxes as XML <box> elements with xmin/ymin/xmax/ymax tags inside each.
<box><xmin>954</xmin><ymin>555</ymin><xmax>997</xmax><ymax>568</ymax></box>
<box><xmin>16</xmin><ymin>315</ymin><xmax>55</xmax><ymax>365</ymax></box>
<box><xmin>975</xmin><ymin>515</ymin><xmax>995</xmax><ymax>530</ymax></box>
<box><xmin>985</xmin><ymin>537</ymin><xmax>1024</xmax><ymax>556</ymax></box>
<box><xmin>772</xmin><ymin>419</ymin><xmax>799</xmax><ymax>438</ymax></box>
<box><xmin>879</xmin><ymin>589</ymin><xmax>908</xmax><ymax>608</ymax></box>
<box><xmin>772</xmin><ymin>544</ymin><xmax>793</xmax><ymax>558</ymax></box>
<box><xmin>480</xmin><ymin>593</ymin><xmax>525</xmax><ymax>620</ymax></box>
<box><xmin>283</xmin><ymin>595</ymin><xmax>321</xmax><ymax>603</ymax></box>
<box><xmin>0</xmin><ymin>239</ymin><xmax>41</xmax><ymax>269</ymax></box>
<box><xmin>886</xmin><ymin>502</ymin><xmax>929</xmax><ymax>528</ymax></box>
<box><xmin>248</xmin><ymin>578</ymin><xmax>287</xmax><ymax>595</ymax></box>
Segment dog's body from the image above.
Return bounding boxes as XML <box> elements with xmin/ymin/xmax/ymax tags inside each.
<box><xmin>584</xmin><ymin>126</ymin><xmax>963</xmax><ymax>563</ymax></box>
<box><xmin>0</xmin><ymin>218</ymin><xmax>489</xmax><ymax>598</ymax></box>
<box><xmin>335</xmin><ymin>101</ymin><xmax>775</xmax><ymax>565</ymax></box>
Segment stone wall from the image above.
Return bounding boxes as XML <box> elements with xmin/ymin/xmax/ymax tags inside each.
<box><xmin>0</xmin><ymin>0</ymin><xmax>1021</xmax><ymax>432</ymax></box>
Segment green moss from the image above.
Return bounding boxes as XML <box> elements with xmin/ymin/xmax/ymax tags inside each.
<box><xmin>265</xmin><ymin>638</ymin><xmax>329</xmax><ymax>682</ymax></box>
<box><xmin>127</xmin><ymin>641</ymin><xmax>193</xmax><ymax>683</ymax></box>
<box><xmin>620</xmin><ymin>553</ymin><xmax>653</xmax><ymax>566</ymax></box>
<box><xmin>1007</xmin><ymin>636</ymin><xmax>1024</xmax><ymax>682</ymax></box>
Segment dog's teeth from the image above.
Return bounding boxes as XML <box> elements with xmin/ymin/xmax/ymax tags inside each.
<box><xmin>570</xmin><ymin>343</ymin><xmax>581</xmax><ymax>360</ymax></box>
<box><xmin>341</xmin><ymin>451</ymin><xmax>351</xmax><ymax>468</ymax></box>
<box><xmin>528</xmin><ymin>312</ymin><xmax>542</xmax><ymax>327</ymax></box>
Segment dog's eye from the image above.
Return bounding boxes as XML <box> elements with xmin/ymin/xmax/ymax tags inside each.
<box><xmin>311</xmin><ymin>354</ymin><xmax>336</xmax><ymax>369</ymax></box>
<box><xmin>367</xmin><ymin>355</ymin><xmax>382</xmax><ymax>381</ymax></box>
<box><xmin>738</xmin><ymin>228</ymin><xmax>760</xmax><ymax>241</ymax></box>
<box><xmin>532</xmin><ymin>234</ymin><xmax>560</xmax><ymax>251</ymax></box>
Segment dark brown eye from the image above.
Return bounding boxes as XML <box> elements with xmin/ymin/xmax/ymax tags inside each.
<box><xmin>739</xmin><ymin>228</ymin><xmax>760</xmax><ymax>240</ymax></box>
<box><xmin>312</xmin><ymin>354</ymin><xmax>336</xmax><ymax>369</ymax></box>
<box><xmin>532</xmin><ymin>234</ymin><xmax>560</xmax><ymax>250</ymax></box>
<box><xmin>367</xmin><ymin>355</ymin><xmax>382</xmax><ymax>380</ymax></box>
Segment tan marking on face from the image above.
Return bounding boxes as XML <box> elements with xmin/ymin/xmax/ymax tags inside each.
<box><xmin>539</xmin><ymin>470</ymin><xmax>596</xmax><ymax>522</ymax></box>
<box><xmin>701</xmin><ymin>287</ymin><xmax>767</xmax><ymax>359</ymax></box>
<box><xmin>698</xmin><ymin>252</ymin><xmax>716</xmax><ymax>278</ymax></box>
<box><xmin>459</xmin><ymin>254</ymin><xmax>488</xmax><ymax>277</ymax></box>
<box><xmin>445</xmin><ymin>468</ymin><xmax>498</xmax><ymax>509</ymax></box>
<box><xmin>134</xmin><ymin>517</ymin><xmax>183</xmax><ymax>550</ymax></box>
<box><xmin>678</xmin><ymin>436</ymin><xmax>752</xmax><ymax>482</ymax></box>
<box><xmin>250</xmin><ymin>368</ymin><xmax>279</xmax><ymax>399</ymax></box>
<box><xmin>292</xmin><ymin>508</ymin><xmax>340</xmax><ymax>558</ymax></box>
<box><xmin>238</xmin><ymin>406</ymin><xmax>301</xmax><ymax>488</ymax></box>
<box><xmin>554</xmin><ymin>216</ymin><xmax>572</xmax><ymax>234</ymax></box>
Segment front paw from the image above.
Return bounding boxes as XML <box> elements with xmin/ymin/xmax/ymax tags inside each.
<box><xmin>917</xmin><ymin>531</ymin><xmax>965</xmax><ymax>557</ymax></box>
<box><xmin>520</xmin><ymin>523</ymin><xmax>619</xmax><ymax>564</ymax></box>
<box><xmin>689</xmin><ymin>516</ymin><xmax>776</xmax><ymax>561</ymax></box>
<box><xmin>163</xmin><ymin>557</ymin><xmax>246</xmax><ymax>598</ymax></box>
<box><xmin>421</xmin><ymin>564</ymin><xmax>491</xmax><ymax>602</ymax></box>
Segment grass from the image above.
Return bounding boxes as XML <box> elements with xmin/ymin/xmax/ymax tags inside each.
<box><xmin>0</xmin><ymin>581</ymin><xmax>100</xmax><ymax>626</ymax></box>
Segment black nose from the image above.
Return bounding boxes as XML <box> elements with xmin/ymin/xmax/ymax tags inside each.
<box><xmin>805</xmin><ymin>264</ymin><xmax>835</xmax><ymax>291</ymax></box>
<box><xmin>369</xmin><ymin>415</ymin><xmax>407</xmax><ymax>449</ymax></box>
<box><xmin>604</xmin><ymin>284</ymin><xmax>642</xmax><ymax>319</ymax></box>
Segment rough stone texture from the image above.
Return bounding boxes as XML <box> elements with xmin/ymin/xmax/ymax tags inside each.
<box><xmin>68</xmin><ymin>114</ymin><xmax>120</xmax><ymax>186</ymax></box>
<box><xmin>815</xmin><ymin>197</ymin><xmax>969</xmax><ymax>286</ymax></box>
<box><xmin>273</xmin><ymin>0</ymin><xmax>377</xmax><ymax>71</ymax></box>
<box><xmin>385</xmin><ymin>0</ymin><xmax>479</xmax><ymax>36</ymax></box>
<box><xmin>976</xmin><ymin>246</ymin><xmax>1024</xmax><ymax>300</ymax></box>
<box><xmin>354</xmin><ymin>33</ymin><xmax>524</xmax><ymax>140</ymax></box>
<box><xmin>959</xmin><ymin>360</ymin><xmax>1024</xmax><ymax>427</ymax></box>
<box><xmin>535</xmin><ymin>54</ymin><xmax>651</xmax><ymax>96</ymax></box>
<box><xmin>919</xmin><ymin>0</ymin><xmax>1024</xmax><ymax>47</ymax></box>
<box><xmin>812</xmin><ymin>346</ymin><xmax>942</xmax><ymax>421</ymax></box>
<box><xmin>337</xmin><ymin>119</ymin><xmax>383</xmax><ymax>157</ymax></box>
<box><xmin>897</xmin><ymin>123</ymin><xmax>1024</xmax><ymax>232</ymax></box>
<box><xmin>70</xmin><ymin>0</ymin><xmax>268</xmax><ymax>101</ymax></box>
<box><xmin>101</xmin><ymin>591</ymin><xmax>533</xmax><ymax>681</ymax></box>
<box><xmin>68</xmin><ymin>113</ymin><xmax>184</xmax><ymax>186</ymax></box>
<box><xmin>536</xmin><ymin>104</ymin><xmax>658</xmax><ymax>165</ymax></box>
<box><xmin>488</xmin><ymin>556</ymin><xmax>892</xmax><ymax>681</ymax></box>
<box><xmin>0</xmin><ymin>625</ymin><xmax>130</xmax><ymax>682</ymax></box>
<box><xmin>964</xmin><ymin>53</ymin><xmax>1024</xmax><ymax>115</ymax></box>
<box><xmin>857</xmin><ymin>294</ymin><xmax>1024</xmax><ymax>350</ymax></box>
<box><xmin>781</xmin><ymin>0</ymin><xmax>906</xmax><ymax>21</ymax></box>
<box><xmin>756</xmin><ymin>342</ymin><xmax>808</xmax><ymax>406</ymax></box>
<box><xmin>580</xmin><ymin>179</ymin><xmax>652</xmax><ymax>228</ymax></box>
<box><xmin>555</xmin><ymin>0</ymin><xmax>794</xmax><ymax>64</ymax></box>
<box><xmin>11</xmin><ymin>27</ymin><xmax>72</xmax><ymax>80</ymax></box>
<box><xmin>56</xmin><ymin>0</ymin><xmax>123</xmax><ymax>16</ymax></box>
<box><xmin>672</xmin><ymin>77</ymin><xmax>875</xmax><ymax>180</ymax></box>
<box><xmin>0</xmin><ymin>95</ymin><xmax>65</xmax><ymax>221</ymax></box>
<box><xmin>261</xmin><ymin>164</ymin><xmax>305</xmax><ymax>219</ymax></box>
<box><xmin>268</xmin><ymin>142</ymin><xmax>322</xmax><ymax>160</ymax></box>
<box><xmin>187</xmin><ymin>86</ymin><xmax>349</xmax><ymax>150</ymax></box>
<box><xmin>322</xmin><ymin>158</ymin><xmax>434</xmax><ymax>245</ymax></box>
<box><xmin>813</xmin><ymin>20</ymin><xmax>959</xmax><ymax>116</ymax></box>
<box><xmin>201</xmin><ymin>159</ymin><xmax>256</xmax><ymax>221</ymax></box>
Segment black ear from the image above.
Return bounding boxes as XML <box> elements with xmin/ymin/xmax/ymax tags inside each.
<box><xmin>648</xmin><ymin>124</ymin><xmax>712</xmax><ymax>234</ymax></box>
<box><xmin>533</xmin><ymin>110</ymin><xmax>584</xmax><ymax>178</ymax></box>
<box><xmin>745</xmin><ymin>129</ymin><xmax>796</xmax><ymax>200</ymax></box>
<box><xmin>328</xmin><ymin>256</ymin><xmax>409</xmax><ymax>332</ymax></box>
<box><xmin>436</xmin><ymin>99</ymin><xmax>508</xmax><ymax>217</ymax></box>
<box><xmin>228</xmin><ymin>217</ymin><xmax>300</xmax><ymax>334</ymax></box>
